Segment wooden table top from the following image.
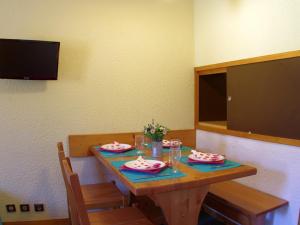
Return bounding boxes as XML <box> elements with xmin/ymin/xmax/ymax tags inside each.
<box><xmin>91</xmin><ymin>147</ymin><xmax>257</xmax><ymax>196</ymax></box>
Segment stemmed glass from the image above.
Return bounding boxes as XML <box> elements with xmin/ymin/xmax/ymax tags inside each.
<box><xmin>169</xmin><ymin>139</ymin><xmax>181</xmax><ymax>173</ymax></box>
<box><xmin>135</xmin><ymin>135</ymin><xmax>145</xmax><ymax>156</ymax></box>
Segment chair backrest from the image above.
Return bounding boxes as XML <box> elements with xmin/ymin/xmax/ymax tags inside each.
<box><xmin>57</xmin><ymin>142</ymin><xmax>73</xmax><ymax>171</ymax></box>
<box><xmin>57</xmin><ymin>142</ymin><xmax>77</xmax><ymax>224</ymax></box>
<box><xmin>62</xmin><ymin>159</ymin><xmax>90</xmax><ymax>225</ymax></box>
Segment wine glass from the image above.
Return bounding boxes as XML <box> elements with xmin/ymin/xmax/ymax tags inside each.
<box><xmin>169</xmin><ymin>139</ymin><xmax>182</xmax><ymax>173</ymax></box>
<box><xmin>135</xmin><ymin>135</ymin><xmax>145</xmax><ymax>156</ymax></box>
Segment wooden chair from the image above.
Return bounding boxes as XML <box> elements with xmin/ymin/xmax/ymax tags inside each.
<box><xmin>57</xmin><ymin>142</ymin><xmax>126</xmax><ymax>210</ymax></box>
<box><xmin>61</xmin><ymin>159</ymin><xmax>154</xmax><ymax>225</ymax></box>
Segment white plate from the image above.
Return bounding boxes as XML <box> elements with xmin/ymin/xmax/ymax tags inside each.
<box><xmin>188</xmin><ymin>152</ymin><xmax>225</xmax><ymax>162</ymax></box>
<box><xmin>124</xmin><ymin>159</ymin><xmax>166</xmax><ymax>171</ymax></box>
<box><xmin>101</xmin><ymin>143</ymin><xmax>132</xmax><ymax>151</ymax></box>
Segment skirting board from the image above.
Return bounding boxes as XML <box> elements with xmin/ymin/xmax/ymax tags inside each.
<box><xmin>3</xmin><ymin>218</ymin><xmax>70</xmax><ymax>225</ymax></box>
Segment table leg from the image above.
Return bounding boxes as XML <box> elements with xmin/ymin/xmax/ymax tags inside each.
<box><xmin>149</xmin><ymin>185</ymin><xmax>209</xmax><ymax>225</ymax></box>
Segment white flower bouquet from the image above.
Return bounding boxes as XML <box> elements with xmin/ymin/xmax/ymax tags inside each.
<box><xmin>144</xmin><ymin>120</ymin><xmax>169</xmax><ymax>142</ymax></box>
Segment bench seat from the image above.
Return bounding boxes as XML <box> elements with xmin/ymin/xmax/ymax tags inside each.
<box><xmin>203</xmin><ymin>181</ymin><xmax>288</xmax><ymax>225</ymax></box>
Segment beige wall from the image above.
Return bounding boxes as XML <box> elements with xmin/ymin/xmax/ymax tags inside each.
<box><xmin>0</xmin><ymin>0</ymin><xmax>194</xmax><ymax>221</ymax></box>
<box><xmin>194</xmin><ymin>1</ymin><xmax>300</xmax><ymax>225</ymax></box>
<box><xmin>194</xmin><ymin>0</ymin><xmax>300</xmax><ymax>66</ymax></box>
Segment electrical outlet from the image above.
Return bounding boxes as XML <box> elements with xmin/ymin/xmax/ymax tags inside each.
<box><xmin>6</xmin><ymin>204</ymin><xmax>16</xmax><ymax>213</ymax></box>
<box><xmin>20</xmin><ymin>204</ymin><xmax>30</xmax><ymax>212</ymax></box>
<box><xmin>34</xmin><ymin>204</ymin><xmax>44</xmax><ymax>212</ymax></box>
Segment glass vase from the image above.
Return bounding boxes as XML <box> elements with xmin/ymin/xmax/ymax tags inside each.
<box><xmin>151</xmin><ymin>141</ymin><xmax>163</xmax><ymax>158</ymax></box>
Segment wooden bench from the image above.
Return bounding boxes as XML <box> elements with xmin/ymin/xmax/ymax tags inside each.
<box><xmin>203</xmin><ymin>181</ymin><xmax>288</xmax><ymax>225</ymax></box>
<box><xmin>68</xmin><ymin>129</ymin><xmax>196</xmax><ymax>157</ymax></box>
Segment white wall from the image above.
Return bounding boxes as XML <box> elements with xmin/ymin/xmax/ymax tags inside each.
<box><xmin>195</xmin><ymin>0</ymin><xmax>300</xmax><ymax>66</ymax></box>
<box><xmin>194</xmin><ymin>1</ymin><xmax>300</xmax><ymax>225</ymax></box>
<box><xmin>0</xmin><ymin>0</ymin><xmax>194</xmax><ymax>222</ymax></box>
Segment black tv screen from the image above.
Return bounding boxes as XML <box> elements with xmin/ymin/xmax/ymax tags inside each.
<box><xmin>0</xmin><ymin>39</ymin><xmax>60</xmax><ymax>80</ymax></box>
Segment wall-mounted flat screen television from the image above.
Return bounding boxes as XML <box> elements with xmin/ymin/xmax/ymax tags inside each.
<box><xmin>0</xmin><ymin>38</ymin><xmax>60</xmax><ymax>80</ymax></box>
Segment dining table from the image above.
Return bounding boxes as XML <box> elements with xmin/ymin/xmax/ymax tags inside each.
<box><xmin>90</xmin><ymin>145</ymin><xmax>257</xmax><ymax>225</ymax></box>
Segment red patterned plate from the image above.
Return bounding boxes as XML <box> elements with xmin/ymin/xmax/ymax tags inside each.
<box><xmin>100</xmin><ymin>142</ymin><xmax>133</xmax><ymax>152</ymax></box>
<box><xmin>162</xmin><ymin>139</ymin><xmax>182</xmax><ymax>148</ymax></box>
<box><xmin>188</xmin><ymin>150</ymin><xmax>225</xmax><ymax>162</ymax></box>
<box><xmin>188</xmin><ymin>158</ymin><xmax>224</xmax><ymax>164</ymax></box>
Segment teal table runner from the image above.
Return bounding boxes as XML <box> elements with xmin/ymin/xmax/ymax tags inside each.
<box><xmin>180</xmin><ymin>156</ymin><xmax>241</xmax><ymax>172</ymax></box>
<box><xmin>111</xmin><ymin>160</ymin><xmax>186</xmax><ymax>183</ymax></box>
<box><xmin>95</xmin><ymin>146</ymin><xmax>144</xmax><ymax>158</ymax></box>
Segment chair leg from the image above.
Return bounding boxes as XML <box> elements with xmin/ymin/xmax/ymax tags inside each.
<box><xmin>68</xmin><ymin>199</ymin><xmax>80</xmax><ymax>225</ymax></box>
<box><xmin>67</xmin><ymin>198</ymin><xmax>73</xmax><ymax>225</ymax></box>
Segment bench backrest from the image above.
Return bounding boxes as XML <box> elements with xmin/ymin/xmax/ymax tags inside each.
<box><xmin>69</xmin><ymin>129</ymin><xmax>195</xmax><ymax>157</ymax></box>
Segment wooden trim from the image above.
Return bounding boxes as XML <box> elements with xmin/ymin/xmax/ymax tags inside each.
<box><xmin>198</xmin><ymin>121</ymin><xmax>227</xmax><ymax>130</ymax></box>
<box><xmin>196</xmin><ymin>67</ymin><xmax>227</xmax><ymax>76</ymax></box>
<box><xmin>196</xmin><ymin>123</ymin><xmax>300</xmax><ymax>147</ymax></box>
<box><xmin>194</xmin><ymin>50</ymin><xmax>300</xmax><ymax>74</ymax></box>
<box><xmin>4</xmin><ymin>218</ymin><xmax>70</xmax><ymax>225</ymax></box>
<box><xmin>194</xmin><ymin>73</ymin><xmax>199</xmax><ymax>128</ymax></box>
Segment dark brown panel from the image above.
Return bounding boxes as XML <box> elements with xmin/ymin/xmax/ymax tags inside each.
<box><xmin>199</xmin><ymin>73</ymin><xmax>227</xmax><ymax>121</ymax></box>
<box><xmin>227</xmin><ymin>57</ymin><xmax>300</xmax><ymax>140</ymax></box>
